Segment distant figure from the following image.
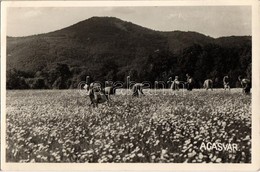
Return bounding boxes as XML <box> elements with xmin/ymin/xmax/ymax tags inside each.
<box><xmin>223</xmin><ymin>75</ymin><xmax>230</xmax><ymax>90</ymax></box>
<box><xmin>238</xmin><ymin>76</ymin><xmax>251</xmax><ymax>94</ymax></box>
<box><xmin>203</xmin><ymin>79</ymin><xmax>213</xmax><ymax>90</ymax></box>
<box><xmin>167</xmin><ymin>77</ymin><xmax>173</xmax><ymax>88</ymax></box>
<box><xmin>104</xmin><ymin>81</ymin><xmax>116</xmax><ymax>99</ymax></box>
<box><xmin>84</xmin><ymin>82</ymin><xmax>108</xmax><ymax>107</ymax></box>
<box><xmin>171</xmin><ymin>76</ymin><xmax>180</xmax><ymax>91</ymax></box>
<box><xmin>132</xmin><ymin>83</ymin><xmax>144</xmax><ymax>97</ymax></box>
<box><xmin>104</xmin><ymin>86</ymin><xmax>116</xmax><ymax>96</ymax></box>
<box><xmin>186</xmin><ymin>74</ymin><xmax>194</xmax><ymax>91</ymax></box>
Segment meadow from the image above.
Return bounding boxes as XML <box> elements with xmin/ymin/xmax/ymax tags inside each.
<box><xmin>6</xmin><ymin>89</ymin><xmax>251</xmax><ymax>163</ymax></box>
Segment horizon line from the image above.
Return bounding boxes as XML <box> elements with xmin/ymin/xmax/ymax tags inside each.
<box><xmin>6</xmin><ymin>16</ymin><xmax>252</xmax><ymax>39</ymax></box>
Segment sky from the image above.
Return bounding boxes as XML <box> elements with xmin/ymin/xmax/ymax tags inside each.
<box><xmin>6</xmin><ymin>6</ymin><xmax>251</xmax><ymax>38</ymax></box>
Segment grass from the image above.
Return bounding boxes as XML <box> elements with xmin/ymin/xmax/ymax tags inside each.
<box><xmin>6</xmin><ymin>89</ymin><xmax>251</xmax><ymax>163</ymax></box>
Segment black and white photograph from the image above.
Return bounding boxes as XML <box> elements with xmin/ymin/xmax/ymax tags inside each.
<box><xmin>1</xmin><ymin>0</ymin><xmax>259</xmax><ymax>171</ymax></box>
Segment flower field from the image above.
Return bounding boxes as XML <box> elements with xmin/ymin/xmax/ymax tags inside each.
<box><xmin>6</xmin><ymin>89</ymin><xmax>251</xmax><ymax>163</ymax></box>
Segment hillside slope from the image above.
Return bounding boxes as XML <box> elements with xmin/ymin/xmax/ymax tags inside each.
<box><xmin>6</xmin><ymin>17</ymin><xmax>251</xmax><ymax>89</ymax></box>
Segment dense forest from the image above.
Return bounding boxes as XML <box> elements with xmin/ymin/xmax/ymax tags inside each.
<box><xmin>6</xmin><ymin>17</ymin><xmax>251</xmax><ymax>89</ymax></box>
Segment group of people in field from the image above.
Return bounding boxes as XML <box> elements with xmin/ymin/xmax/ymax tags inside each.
<box><xmin>168</xmin><ymin>74</ymin><xmax>194</xmax><ymax>91</ymax></box>
<box><xmin>203</xmin><ymin>75</ymin><xmax>251</xmax><ymax>94</ymax></box>
<box><xmin>166</xmin><ymin>74</ymin><xmax>251</xmax><ymax>94</ymax></box>
<box><xmin>202</xmin><ymin>75</ymin><xmax>231</xmax><ymax>91</ymax></box>
<box><xmin>84</xmin><ymin>74</ymin><xmax>251</xmax><ymax>107</ymax></box>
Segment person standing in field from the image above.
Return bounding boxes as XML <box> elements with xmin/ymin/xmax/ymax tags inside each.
<box><xmin>186</xmin><ymin>73</ymin><xmax>194</xmax><ymax>91</ymax></box>
<box><xmin>167</xmin><ymin>77</ymin><xmax>173</xmax><ymax>89</ymax></box>
<box><xmin>85</xmin><ymin>82</ymin><xmax>108</xmax><ymax>107</ymax></box>
<box><xmin>238</xmin><ymin>75</ymin><xmax>251</xmax><ymax>94</ymax></box>
<box><xmin>223</xmin><ymin>75</ymin><xmax>230</xmax><ymax>90</ymax></box>
<box><xmin>83</xmin><ymin>76</ymin><xmax>108</xmax><ymax>107</ymax></box>
<box><xmin>132</xmin><ymin>83</ymin><xmax>144</xmax><ymax>97</ymax></box>
<box><xmin>203</xmin><ymin>79</ymin><xmax>213</xmax><ymax>90</ymax></box>
<box><xmin>171</xmin><ymin>76</ymin><xmax>180</xmax><ymax>91</ymax></box>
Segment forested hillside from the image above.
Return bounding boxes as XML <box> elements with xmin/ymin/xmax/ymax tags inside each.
<box><xmin>7</xmin><ymin>17</ymin><xmax>251</xmax><ymax>89</ymax></box>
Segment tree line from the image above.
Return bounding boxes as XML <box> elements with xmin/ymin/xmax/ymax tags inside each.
<box><xmin>6</xmin><ymin>43</ymin><xmax>251</xmax><ymax>89</ymax></box>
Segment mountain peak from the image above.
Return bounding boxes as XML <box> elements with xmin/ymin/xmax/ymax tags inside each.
<box><xmin>74</xmin><ymin>16</ymin><xmax>124</xmax><ymax>25</ymax></box>
<box><xmin>7</xmin><ymin>17</ymin><xmax>251</xmax><ymax>77</ymax></box>
<box><xmin>58</xmin><ymin>16</ymin><xmax>131</xmax><ymax>34</ymax></box>
<box><xmin>88</xmin><ymin>16</ymin><xmax>123</xmax><ymax>21</ymax></box>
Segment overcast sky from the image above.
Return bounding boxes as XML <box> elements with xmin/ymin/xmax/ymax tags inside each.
<box><xmin>7</xmin><ymin>6</ymin><xmax>251</xmax><ymax>38</ymax></box>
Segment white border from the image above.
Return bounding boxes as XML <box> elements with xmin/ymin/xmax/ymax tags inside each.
<box><xmin>1</xmin><ymin>0</ymin><xmax>260</xmax><ymax>171</ymax></box>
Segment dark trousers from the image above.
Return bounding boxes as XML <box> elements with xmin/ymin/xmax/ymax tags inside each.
<box><xmin>187</xmin><ymin>83</ymin><xmax>193</xmax><ymax>91</ymax></box>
